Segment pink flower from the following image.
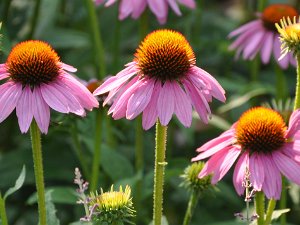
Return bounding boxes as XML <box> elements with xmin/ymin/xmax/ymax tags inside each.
<box><xmin>94</xmin><ymin>29</ymin><xmax>225</xmax><ymax>130</ymax></box>
<box><xmin>192</xmin><ymin>107</ymin><xmax>300</xmax><ymax>200</ymax></box>
<box><xmin>94</xmin><ymin>0</ymin><xmax>196</xmax><ymax>24</ymax></box>
<box><xmin>0</xmin><ymin>40</ymin><xmax>99</xmax><ymax>134</ymax></box>
<box><xmin>228</xmin><ymin>4</ymin><xmax>298</xmax><ymax>69</ymax></box>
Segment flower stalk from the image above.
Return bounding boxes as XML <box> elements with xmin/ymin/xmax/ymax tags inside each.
<box><xmin>0</xmin><ymin>193</ymin><xmax>8</xmax><ymax>225</ymax></box>
<box><xmin>255</xmin><ymin>191</ymin><xmax>265</xmax><ymax>225</ymax></box>
<box><xmin>153</xmin><ymin>121</ymin><xmax>167</xmax><ymax>225</ymax></box>
<box><xmin>30</xmin><ymin>120</ymin><xmax>47</xmax><ymax>225</ymax></box>
<box><xmin>294</xmin><ymin>54</ymin><xmax>300</xmax><ymax>110</ymax></box>
<box><xmin>183</xmin><ymin>190</ymin><xmax>199</xmax><ymax>225</ymax></box>
<box><xmin>264</xmin><ymin>199</ymin><xmax>276</xmax><ymax>225</ymax></box>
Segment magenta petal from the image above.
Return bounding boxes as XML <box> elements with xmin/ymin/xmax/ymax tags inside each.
<box><xmin>262</xmin><ymin>155</ymin><xmax>282</xmax><ymax>200</ymax></box>
<box><xmin>142</xmin><ymin>81</ymin><xmax>161</xmax><ymax>130</ymax></box>
<box><xmin>249</xmin><ymin>153</ymin><xmax>265</xmax><ymax>191</ymax></box>
<box><xmin>148</xmin><ymin>0</ymin><xmax>168</xmax><ymax>24</ymax></box>
<box><xmin>119</xmin><ymin>0</ymin><xmax>133</xmax><ymax>19</ymax></box>
<box><xmin>0</xmin><ymin>82</ymin><xmax>22</xmax><ymax>123</ymax></box>
<box><xmin>60</xmin><ymin>63</ymin><xmax>77</xmax><ymax>72</ymax></box>
<box><xmin>286</xmin><ymin>109</ymin><xmax>300</xmax><ymax>138</ymax></box>
<box><xmin>273</xmin><ymin>151</ymin><xmax>300</xmax><ymax>185</ymax></box>
<box><xmin>228</xmin><ymin>20</ymin><xmax>261</xmax><ymax>38</ymax></box>
<box><xmin>211</xmin><ymin>147</ymin><xmax>240</xmax><ymax>184</ymax></box>
<box><xmin>233</xmin><ymin>152</ymin><xmax>249</xmax><ymax>196</ymax></box>
<box><xmin>167</xmin><ymin>0</ymin><xmax>181</xmax><ymax>15</ymax></box>
<box><xmin>173</xmin><ymin>82</ymin><xmax>192</xmax><ymax>127</ymax></box>
<box><xmin>16</xmin><ymin>86</ymin><xmax>34</xmax><ymax>133</ymax></box>
<box><xmin>260</xmin><ymin>32</ymin><xmax>274</xmax><ymax>64</ymax></box>
<box><xmin>157</xmin><ymin>81</ymin><xmax>175</xmax><ymax>126</ymax></box>
<box><xmin>33</xmin><ymin>87</ymin><xmax>50</xmax><ymax>134</ymax></box>
<box><xmin>126</xmin><ymin>78</ymin><xmax>154</xmax><ymax>120</ymax></box>
<box><xmin>178</xmin><ymin>0</ymin><xmax>196</xmax><ymax>8</ymax></box>
<box><xmin>132</xmin><ymin>0</ymin><xmax>147</xmax><ymax>18</ymax></box>
<box><xmin>243</xmin><ymin>30</ymin><xmax>265</xmax><ymax>59</ymax></box>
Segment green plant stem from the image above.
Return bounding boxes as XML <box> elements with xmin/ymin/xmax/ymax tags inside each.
<box><xmin>28</xmin><ymin>0</ymin><xmax>41</xmax><ymax>39</ymax></box>
<box><xmin>30</xmin><ymin>120</ymin><xmax>47</xmax><ymax>225</ymax></box>
<box><xmin>280</xmin><ymin>177</ymin><xmax>287</xmax><ymax>225</ymax></box>
<box><xmin>255</xmin><ymin>191</ymin><xmax>265</xmax><ymax>225</ymax></box>
<box><xmin>134</xmin><ymin>116</ymin><xmax>143</xmax><ymax>208</ymax></box>
<box><xmin>0</xmin><ymin>194</ymin><xmax>8</xmax><ymax>225</ymax></box>
<box><xmin>275</xmin><ymin>63</ymin><xmax>288</xmax><ymax>100</ymax></box>
<box><xmin>264</xmin><ymin>199</ymin><xmax>276</xmax><ymax>225</ymax></box>
<box><xmin>105</xmin><ymin>111</ymin><xmax>115</xmax><ymax>148</ymax></box>
<box><xmin>258</xmin><ymin>0</ymin><xmax>268</xmax><ymax>12</ymax></box>
<box><xmin>153</xmin><ymin>121</ymin><xmax>168</xmax><ymax>225</ymax></box>
<box><xmin>84</xmin><ymin>0</ymin><xmax>106</xmax><ymax>78</ymax></box>
<box><xmin>70</xmin><ymin>123</ymin><xmax>89</xmax><ymax>179</ymax></box>
<box><xmin>183</xmin><ymin>190</ymin><xmax>200</xmax><ymax>225</ymax></box>
<box><xmin>90</xmin><ymin>110</ymin><xmax>103</xmax><ymax>191</ymax></box>
<box><xmin>294</xmin><ymin>54</ymin><xmax>300</xmax><ymax>110</ymax></box>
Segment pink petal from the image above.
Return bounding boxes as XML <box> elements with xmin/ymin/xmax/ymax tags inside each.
<box><xmin>228</xmin><ymin>20</ymin><xmax>262</xmax><ymax>38</ymax></box>
<box><xmin>0</xmin><ymin>82</ymin><xmax>22</xmax><ymax>123</ymax></box>
<box><xmin>196</xmin><ymin>127</ymin><xmax>235</xmax><ymax>152</ymax></box>
<box><xmin>243</xmin><ymin>29</ymin><xmax>265</xmax><ymax>59</ymax></box>
<box><xmin>59</xmin><ymin>73</ymin><xmax>99</xmax><ymax>110</ymax></box>
<box><xmin>52</xmin><ymin>81</ymin><xmax>85</xmax><ymax>116</ymax></box>
<box><xmin>167</xmin><ymin>0</ymin><xmax>181</xmax><ymax>15</ymax></box>
<box><xmin>16</xmin><ymin>86</ymin><xmax>33</xmax><ymax>133</ymax></box>
<box><xmin>126</xmin><ymin>78</ymin><xmax>154</xmax><ymax>120</ymax></box>
<box><xmin>211</xmin><ymin>147</ymin><xmax>241</xmax><ymax>184</ymax></box>
<box><xmin>60</xmin><ymin>63</ymin><xmax>77</xmax><ymax>73</ymax></box>
<box><xmin>119</xmin><ymin>0</ymin><xmax>133</xmax><ymax>20</ymax></box>
<box><xmin>178</xmin><ymin>0</ymin><xmax>196</xmax><ymax>8</ymax></box>
<box><xmin>183</xmin><ymin>79</ymin><xmax>210</xmax><ymax>123</ymax></box>
<box><xmin>273</xmin><ymin>36</ymin><xmax>289</xmax><ymax>69</ymax></box>
<box><xmin>148</xmin><ymin>0</ymin><xmax>168</xmax><ymax>24</ymax></box>
<box><xmin>132</xmin><ymin>0</ymin><xmax>147</xmax><ymax>18</ymax></box>
<box><xmin>273</xmin><ymin>151</ymin><xmax>300</xmax><ymax>185</ymax></box>
<box><xmin>142</xmin><ymin>81</ymin><xmax>161</xmax><ymax>130</ymax></box>
<box><xmin>249</xmin><ymin>153</ymin><xmax>265</xmax><ymax>191</ymax></box>
<box><xmin>157</xmin><ymin>81</ymin><xmax>175</xmax><ymax>126</ymax></box>
<box><xmin>32</xmin><ymin>87</ymin><xmax>50</xmax><ymax>134</ymax></box>
<box><xmin>262</xmin><ymin>155</ymin><xmax>282</xmax><ymax>200</ymax></box>
<box><xmin>260</xmin><ymin>31</ymin><xmax>274</xmax><ymax>64</ymax></box>
<box><xmin>192</xmin><ymin>137</ymin><xmax>234</xmax><ymax>161</ymax></box>
<box><xmin>286</xmin><ymin>109</ymin><xmax>300</xmax><ymax>138</ymax></box>
<box><xmin>173</xmin><ymin>82</ymin><xmax>192</xmax><ymax>127</ymax></box>
<box><xmin>40</xmin><ymin>83</ymin><xmax>70</xmax><ymax>113</ymax></box>
<box><xmin>233</xmin><ymin>152</ymin><xmax>249</xmax><ymax>196</ymax></box>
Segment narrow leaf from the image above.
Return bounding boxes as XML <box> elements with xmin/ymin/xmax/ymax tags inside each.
<box><xmin>3</xmin><ymin>165</ymin><xmax>26</xmax><ymax>200</ymax></box>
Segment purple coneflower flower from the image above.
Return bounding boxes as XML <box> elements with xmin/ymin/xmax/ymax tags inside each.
<box><xmin>94</xmin><ymin>29</ymin><xmax>225</xmax><ymax>130</ymax></box>
<box><xmin>192</xmin><ymin>107</ymin><xmax>300</xmax><ymax>199</ymax></box>
<box><xmin>0</xmin><ymin>40</ymin><xmax>99</xmax><ymax>134</ymax></box>
<box><xmin>94</xmin><ymin>0</ymin><xmax>196</xmax><ymax>24</ymax></box>
<box><xmin>228</xmin><ymin>4</ymin><xmax>298</xmax><ymax>69</ymax></box>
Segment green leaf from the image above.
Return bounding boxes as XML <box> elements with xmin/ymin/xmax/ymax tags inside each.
<box><xmin>45</xmin><ymin>191</ymin><xmax>60</xmax><ymax>225</ymax></box>
<box><xmin>27</xmin><ymin>187</ymin><xmax>78</xmax><ymax>205</ymax></box>
<box><xmin>3</xmin><ymin>165</ymin><xmax>26</xmax><ymax>200</ymax></box>
<box><xmin>101</xmin><ymin>147</ymin><xmax>134</xmax><ymax>181</ymax></box>
<box><xmin>249</xmin><ymin>209</ymin><xmax>290</xmax><ymax>225</ymax></box>
<box><xmin>218</xmin><ymin>88</ymin><xmax>269</xmax><ymax>113</ymax></box>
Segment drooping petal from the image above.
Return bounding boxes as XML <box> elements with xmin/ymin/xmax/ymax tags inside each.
<box><xmin>32</xmin><ymin>87</ymin><xmax>50</xmax><ymax>134</ymax></box>
<box><xmin>157</xmin><ymin>81</ymin><xmax>175</xmax><ymax>126</ymax></box>
<box><xmin>178</xmin><ymin>0</ymin><xmax>196</xmax><ymax>8</ymax></box>
<box><xmin>132</xmin><ymin>0</ymin><xmax>147</xmax><ymax>18</ymax></box>
<box><xmin>286</xmin><ymin>109</ymin><xmax>300</xmax><ymax>138</ymax></box>
<box><xmin>260</xmin><ymin>31</ymin><xmax>274</xmax><ymax>64</ymax></box>
<box><xmin>228</xmin><ymin>20</ymin><xmax>262</xmax><ymax>38</ymax></box>
<box><xmin>262</xmin><ymin>155</ymin><xmax>282</xmax><ymax>200</ymax></box>
<box><xmin>148</xmin><ymin>0</ymin><xmax>168</xmax><ymax>24</ymax></box>
<box><xmin>249</xmin><ymin>153</ymin><xmax>265</xmax><ymax>191</ymax></box>
<box><xmin>60</xmin><ymin>62</ymin><xmax>77</xmax><ymax>73</ymax></box>
<box><xmin>167</xmin><ymin>0</ymin><xmax>181</xmax><ymax>15</ymax></box>
<box><xmin>40</xmin><ymin>84</ymin><xmax>69</xmax><ymax>113</ymax></box>
<box><xmin>273</xmin><ymin>36</ymin><xmax>289</xmax><ymax>69</ymax></box>
<box><xmin>173</xmin><ymin>82</ymin><xmax>192</xmax><ymax>127</ymax></box>
<box><xmin>211</xmin><ymin>147</ymin><xmax>241</xmax><ymax>184</ymax></box>
<box><xmin>142</xmin><ymin>81</ymin><xmax>161</xmax><ymax>130</ymax></box>
<box><xmin>0</xmin><ymin>82</ymin><xmax>22</xmax><ymax>123</ymax></box>
<box><xmin>126</xmin><ymin>78</ymin><xmax>155</xmax><ymax>120</ymax></box>
<box><xmin>242</xmin><ymin>29</ymin><xmax>265</xmax><ymax>60</ymax></box>
<box><xmin>273</xmin><ymin>151</ymin><xmax>300</xmax><ymax>185</ymax></box>
<box><xmin>233</xmin><ymin>152</ymin><xmax>249</xmax><ymax>196</ymax></box>
<box><xmin>16</xmin><ymin>86</ymin><xmax>34</xmax><ymax>133</ymax></box>
<box><xmin>119</xmin><ymin>0</ymin><xmax>133</xmax><ymax>20</ymax></box>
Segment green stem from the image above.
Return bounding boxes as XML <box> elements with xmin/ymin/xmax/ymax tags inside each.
<box><xmin>280</xmin><ymin>177</ymin><xmax>287</xmax><ymax>225</ymax></box>
<box><xmin>0</xmin><ymin>193</ymin><xmax>8</xmax><ymax>225</ymax></box>
<box><xmin>70</xmin><ymin>123</ymin><xmax>89</xmax><ymax>179</ymax></box>
<box><xmin>153</xmin><ymin>121</ymin><xmax>168</xmax><ymax>225</ymax></box>
<box><xmin>255</xmin><ymin>191</ymin><xmax>265</xmax><ymax>225</ymax></box>
<box><xmin>90</xmin><ymin>110</ymin><xmax>103</xmax><ymax>191</ymax></box>
<box><xmin>83</xmin><ymin>0</ymin><xmax>106</xmax><ymax>78</ymax></box>
<box><xmin>294</xmin><ymin>54</ymin><xmax>300</xmax><ymax>110</ymax></box>
<box><xmin>264</xmin><ymin>199</ymin><xmax>276</xmax><ymax>225</ymax></box>
<box><xmin>30</xmin><ymin>120</ymin><xmax>47</xmax><ymax>225</ymax></box>
<box><xmin>275</xmin><ymin>63</ymin><xmax>288</xmax><ymax>100</ymax></box>
<box><xmin>27</xmin><ymin>0</ymin><xmax>41</xmax><ymax>39</ymax></box>
<box><xmin>182</xmin><ymin>191</ymin><xmax>199</xmax><ymax>225</ymax></box>
<box><xmin>105</xmin><ymin>110</ymin><xmax>115</xmax><ymax>148</ymax></box>
<box><xmin>258</xmin><ymin>0</ymin><xmax>268</xmax><ymax>12</ymax></box>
